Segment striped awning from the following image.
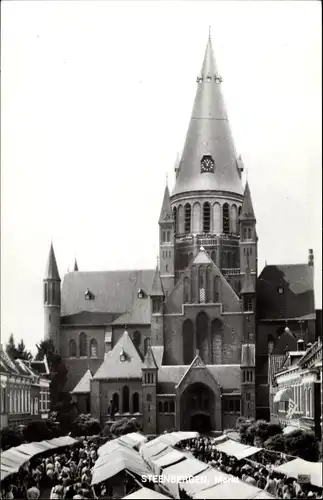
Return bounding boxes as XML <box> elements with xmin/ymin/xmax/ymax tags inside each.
<box><xmin>274</xmin><ymin>388</ymin><xmax>292</xmax><ymax>402</ymax></box>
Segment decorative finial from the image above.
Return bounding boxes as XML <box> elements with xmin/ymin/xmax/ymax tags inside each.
<box><xmin>208</xmin><ymin>26</ymin><xmax>211</xmax><ymax>40</ymax></box>
<box><xmin>166</xmin><ymin>173</ymin><xmax>168</xmax><ymax>186</ymax></box>
<box><xmin>124</xmin><ymin>324</ymin><xmax>128</xmax><ymax>332</ymax></box>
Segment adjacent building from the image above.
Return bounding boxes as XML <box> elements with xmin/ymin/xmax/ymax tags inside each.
<box><xmin>43</xmin><ymin>33</ymin><xmax>318</xmax><ymax>434</ymax></box>
<box><xmin>0</xmin><ymin>345</ymin><xmax>50</xmax><ymax>429</ymax></box>
<box><xmin>269</xmin><ymin>338</ymin><xmax>322</xmax><ymax>439</ymax></box>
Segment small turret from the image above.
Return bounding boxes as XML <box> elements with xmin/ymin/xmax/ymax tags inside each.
<box><xmin>142</xmin><ymin>339</ymin><xmax>158</xmax><ymax>434</ymax></box>
<box><xmin>149</xmin><ymin>264</ymin><xmax>164</xmax><ymax>346</ymax></box>
<box><xmin>159</xmin><ymin>184</ymin><xmax>175</xmax><ymax>294</ymax></box>
<box><xmin>44</xmin><ymin>243</ymin><xmax>61</xmax><ymax>353</ymax></box>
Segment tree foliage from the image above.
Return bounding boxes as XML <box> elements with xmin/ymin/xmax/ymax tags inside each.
<box><xmin>110</xmin><ymin>417</ymin><xmax>142</xmax><ymax>436</ymax></box>
<box><xmin>5</xmin><ymin>334</ymin><xmax>32</xmax><ymax>361</ymax></box>
<box><xmin>265</xmin><ymin>429</ymin><xmax>319</xmax><ymax>462</ymax></box>
<box><xmin>0</xmin><ymin>426</ymin><xmax>24</xmax><ymax>451</ymax></box>
<box><xmin>70</xmin><ymin>414</ymin><xmax>102</xmax><ymax>437</ymax></box>
<box><xmin>238</xmin><ymin>419</ymin><xmax>282</xmax><ymax>447</ymax></box>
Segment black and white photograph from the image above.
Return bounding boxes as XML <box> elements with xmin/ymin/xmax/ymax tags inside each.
<box><xmin>1</xmin><ymin>1</ymin><xmax>322</xmax><ymax>499</ymax></box>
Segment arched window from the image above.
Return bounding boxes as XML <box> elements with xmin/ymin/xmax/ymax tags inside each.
<box><xmin>79</xmin><ymin>332</ymin><xmax>87</xmax><ymax>357</ymax></box>
<box><xmin>122</xmin><ymin>386</ymin><xmax>129</xmax><ymax>413</ymax></box>
<box><xmin>44</xmin><ymin>283</ymin><xmax>48</xmax><ymax>304</ymax></box>
<box><xmin>170</xmin><ymin>400</ymin><xmax>175</xmax><ymax>413</ymax></box>
<box><xmin>163</xmin><ymin>401</ymin><xmax>169</xmax><ymax>413</ymax></box>
<box><xmin>196</xmin><ymin>312</ymin><xmax>209</xmax><ymax>363</ymax></box>
<box><xmin>133</xmin><ymin>392</ymin><xmax>139</xmax><ymax>413</ymax></box>
<box><xmin>112</xmin><ymin>393</ymin><xmax>119</xmax><ymax>413</ymax></box>
<box><xmin>214</xmin><ymin>277</ymin><xmax>220</xmax><ymax>302</ymax></box>
<box><xmin>147</xmin><ymin>393</ymin><xmax>152</xmax><ymax>402</ymax></box>
<box><xmin>211</xmin><ymin>251</ymin><xmax>216</xmax><ymax>263</ymax></box>
<box><xmin>231</xmin><ymin>205</ymin><xmax>237</xmax><ymax>234</ymax></box>
<box><xmin>158</xmin><ymin>401</ymin><xmax>163</xmax><ymax>413</ymax></box>
<box><xmin>52</xmin><ymin>283</ymin><xmax>56</xmax><ymax>302</ymax></box>
<box><xmin>184</xmin><ymin>204</ymin><xmax>191</xmax><ymax>233</ymax></box>
<box><xmin>183</xmin><ymin>277</ymin><xmax>190</xmax><ymax>303</ymax></box>
<box><xmin>178</xmin><ymin>205</ymin><xmax>184</xmax><ymax>234</ymax></box>
<box><xmin>211</xmin><ymin>319</ymin><xmax>223</xmax><ymax>364</ymax></box>
<box><xmin>173</xmin><ymin>207</ymin><xmax>177</xmax><ymax>233</ymax></box>
<box><xmin>90</xmin><ymin>339</ymin><xmax>98</xmax><ymax>357</ymax></box>
<box><xmin>192</xmin><ymin>202</ymin><xmax>201</xmax><ymax>233</ymax></box>
<box><xmin>133</xmin><ymin>331</ymin><xmax>141</xmax><ymax>349</ymax></box>
<box><xmin>203</xmin><ymin>202</ymin><xmax>211</xmax><ymax>233</ymax></box>
<box><xmin>237</xmin><ymin>207</ymin><xmax>242</xmax><ymax>234</ymax></box>
<box><xmin>223</xmin><ymin>203</ymin><xmax>230</xmax><ymax>234</ymax></box>
<box><xmin>206</xmin><ymin>265</ymin><xmax>212</xmax><ymax>303</ymax></box>
<box><xmin>69</xmin><ymin>339</ymin><xmax>77</xmax><ymax>357</ymax></box>
<box><xmin>144</xmin><ymin>338</ymin><xmax>149</xmax><ymax>356</ymax></box>
<box><xmin>183</xmin><ymin>319</ymin><xmax>194</xmax><ymax>364</ymax></box>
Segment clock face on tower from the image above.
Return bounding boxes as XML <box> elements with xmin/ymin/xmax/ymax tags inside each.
<box><xmin>201</xmin><ymin>155</ymin><xmax>215</xmax><ymax>173</ymax></box>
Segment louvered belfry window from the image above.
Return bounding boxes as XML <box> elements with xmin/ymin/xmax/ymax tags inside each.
<box><xmin>203</xmin><ymin>202</ymin><xmax>211</xmax><ymax>233</ymax></box>
<box><xmin>184</xmin><ymin>204</ymin><xmax>191</xmax><ymax>233</ymax></box>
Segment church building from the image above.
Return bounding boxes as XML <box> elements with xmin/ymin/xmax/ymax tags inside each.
<box><xmin>43</xmin><ymin>34</ymin><xmax>317</xmax><ymax>433</ymax></box>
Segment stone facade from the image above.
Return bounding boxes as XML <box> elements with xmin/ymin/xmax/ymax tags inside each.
<box><xmin>43</xmin><ymin>34</ymin><xmax>318</xmax><ymax>434</ymax></box>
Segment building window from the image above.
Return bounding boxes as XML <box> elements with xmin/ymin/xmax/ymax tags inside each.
<box><xmin>112</xmin><ymin>393</ymin><xmax>119</xmax><ymax>413</ymax></box>
<box><xmin>223</xmin><ymin>203</ymin><xmax>230</xmax><ymax>234</ymax></box>
<box><xmin>166</xmin><ymin>230</ymin><xmax>170</xmax><ymax>241</ymax></box>
<box><xmin>184</xmin><ymin>204</ymin><xmax>191</xmax><ymax>233</ymax></box>
<box><xmin>203</xmin><ymin>202</ymin><xmax>211</xmax><ymax>233</ymax></box>
<box><xmin>244</xmin><ymin>297</ymin><xmax>253</xmax><ymax>311</ymax></box>
<box><xmin>90</xmin><ymin>339</ymin><xmax>98</xmax><ymax>358</ymax></box>
<box><xmin>158</xmin><ymin>401</ymin><xmax>162</xmax><ymax>412</ymax></box>
<box><xmin>44</xmin><ymin>283</ymin><xmax>48</xmax><ymax>303</ymax></box>
<box><xmin>248</xmin><ymin>228</ymin><xmax>252</xmax><ymax>239</ymax></box>
<box><xmin>34</xmin><ymin>397</ymin><xmax>38</xmax><ymax>415</ymax></box>
<box><xmin>245</xmin><ymin>393</ymin><xmax>251</xmax><ymax>401</ymax></box>
<box><xmin>69</xmin><ymin>339</ymin><xmax>77</xmax><ymax>357</ymax></box>
<box><xmin>122</xmin><ymin>386</ymin><xmax>130</xmax><ymax>413</ymax></box>
<box><xmin>173</xmin><ymin>207</ymin><xmax>177</xmax><ymax>233</ymax></box>
<box><xmin>144</xmin><ymin>338</ymin><xmax>149</xmax><ymax>357</ymax></box>
<box><xmin>163</xmin><ymin>401</ymin><xmax>169</xmax><ymax>413</ymax></box>
<box><xmin>147</xmin><ymin>393</ymin><xmax>152</xmax><ymax>402</ymax></box>
<box><xmin>214</xmin><ymin>276</ymin><xmax>220</xmax><ymax>302</ymax></box>
<box><xmin>133</xmin><ymin>392</ymin><xmax>139</xmax><ymax>413</ymax></box>
<box><xmin>162</xmin><ymin>231</ymin><xmax>166</xmax><ymax>243</ymax></box>
<box><xmin>153</xmin><ymin>299</ymin><xmax>160</xmax><ymax>313</ymax></box>
<box><xmin>79</xmin><ymin>332</ymin><xmax>87</xmax><ymax>357</ymax></box>
<box><xmin>243</xmin><ymin>227</ymin><xmax>247</xmax><ymax>241</ymax></box>
<box><xmin>133</xmin><ymin>331</ymin><xmax>141</xmax><ymax>349</ymax></box>
<box><xmin>183</xmin><ymin>277</ymin><xmax>190</xmax><ymax>303</ymax></box>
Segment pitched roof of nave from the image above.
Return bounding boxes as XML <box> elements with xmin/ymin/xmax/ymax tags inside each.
<box><xmin>172</xmin><ymin>35</ymin><xmax>243</xmax><ymax>197</ymax></box>
<box><xmin>157</xmin><ymin>364</ymin><xmax>241</xmax><ymax>393</ymax></box>
<box><xmin>257</xmin><ymin>263</ymin><xmax>315</xmax><ymax>321</ymax></box>
<box><xmin>112</xmin><ymin>292</ymin><xmax>151</xmax><ymax>325</ymax></box>
<box><xmin>45</xmin><ymin>243</ymin><xmax>60</xmax><ymax>281</ymax></box>
<box><xmin>71</xmin><ymin>369</ymin><xmax>92</xmax><ymax>394</ymax></box>
<box><xmin>93</xmin><ymin>330</ymin><xmax>144</xmax><ymax>380</ymax></box>
<box><xmin>61</xmin><ymin>269</ymin><xmax>154</xmax><ymax>317</ymax></box>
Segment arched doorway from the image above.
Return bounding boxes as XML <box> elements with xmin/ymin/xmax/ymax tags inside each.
<box><xmin>180</xmin><ymin>383</ymin><xmax>215</xmax><ymax>433</ymax></box>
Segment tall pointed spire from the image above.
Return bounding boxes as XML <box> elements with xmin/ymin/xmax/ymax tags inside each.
<box><xmin>172</xmin><ymin>34</ymin><xmax>243</xmax><ymax>196</ymax></box>
<box><xmin>240</xmin><ymin>181</ymin><xmax>256</xmax><ymax>221</ymax></box>
<box><xmin>159</xmin><ymin>184</ymin><xmax>173</xmax><ymax>223</ymax></box>
<box><xmin>45</xmin><ymin>243</ymin><xmax>60</xmax><ymax>280</ymax></box>
<box><xmin>74</xmin><ymin>258</ymin><xmax>79</xmax><ymax>272</ymax></box>
<box><xmin>150</xmin><ymin>264</ymin><xmax>164</xmax><ymax>297</ymax></box>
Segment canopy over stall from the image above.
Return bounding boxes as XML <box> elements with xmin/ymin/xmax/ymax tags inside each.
<box><xmin>98</xmin><ymin>433</ymin><xmax>147</xmax><ymax>458</ymax></box>
<box><xmin>274</xmin><ymin>458</ymin><xmax>323</xmax><ymax>489</ymax></box>
<box><xmin>215</xmin><ymin>440</ymin><xmax>262</xmax><ymax>460</ymax></box>
<box><xmin>151</xmin><ymin>448</ymin><xmax>186</xmax><ymax>474</ymax></box>
<box><xmin>123</xmin><ymin>487</ymin><xmax>171</xmax><ymax>499</ymax></box>
<box><xmin>162</xmin><ymin>457</ymin><xmax>209</xmax><ymax>498</ymax></box>
<box><xmin>181</xmin><ymin>466</ymin><xmax>230</xmax><ymax>497</ymax></box>
<box><xmin>192</xmin><ymin>480</ymin><xmax>274</xmax><ymax>499</ymax></box>
<box><xmin>1</xmin><ymin>436</ymin><xmax>77</xmax><ymax>481</ymax></box>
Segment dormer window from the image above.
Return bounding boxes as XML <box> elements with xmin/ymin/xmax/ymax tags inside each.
<box><xmin>137</xmin><ymin>289</ymin><xmax>145</xmax><ymax>299</ymax></box>
<box><xmin>278</xmin><ymin>287</ymin><xmax>284</xmax><ymax>295</ymax></box>
<box><xmin>120</xmin><ymin>349</ymin><xmax>126</xmax><ymax>362</ymax></box>
<box><xmin>85</xmin><ymin>289</ymin><xmax>94</xmax><ymax>300</ymax></box>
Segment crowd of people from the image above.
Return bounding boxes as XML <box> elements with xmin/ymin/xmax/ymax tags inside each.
<box><xmin>178</xmin><ymin>437</ymin><xmax>323</xmax><ymax>499</ymax></box>
<box><xmin>0</xmin><ymin>439</ymin><xmax>99</xmax><ymax>499</ymax></box>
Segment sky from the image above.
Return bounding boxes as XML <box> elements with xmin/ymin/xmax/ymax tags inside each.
<box><xmin>1</xmin><ymin>1</ymin><xmax>321</xmax><ymax>353</ymax></box>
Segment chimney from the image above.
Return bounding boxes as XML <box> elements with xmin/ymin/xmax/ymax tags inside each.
<box><xmin>308</xmin><ymin>249</ymin><xmax>314</xmax><ymax>267</ymax></box>
<box><xmin>297</xmin><ymin>339</ymin><xmax>305</xmax><ymax>351</ymax></box>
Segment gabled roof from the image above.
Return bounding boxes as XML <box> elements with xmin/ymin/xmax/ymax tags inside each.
<box><xmin>257</xmin><ymin>263</ymin><xmax>315</xmax><ymax>320</ymax></box>
<box><xmin>93</xmin><ymin>330</ymin><xmax>144</xmax><ymax>380</ymax></box>
<box><xmin>159</xmin><ymin>185</ymin><xmax>173</xmax><ymax>223</ymax></box>
<box><xmin>71</xmin><ymin>369</ymin><xmax>92</xmax><ymax>394</ymax></box>
<box><xmin>157</xmin><ymin>364</ymin><xmax>241</xmax><ymax>392</ymax></box>
<box><xmin>61</xmin><ymin>269</ymin><xmax>154</xmax><ymax>316</ymax></box>
<box><xmin>241</xmin><ymin>344</ymin><xmax>255</xmax><ymax>367</ymax></box>
<box><xmin>239</xmin><ymin>181</ymin><xmax>256</xmax><ymax>221</ymax></box>
<box><xmin>192</xmin><ymin>247</ymin><xmax>213</xmax><ymax>266</ymax></box>
<box><xmin>172</xmin><ymin>35</ymin><xmax>243</xmax><ymax>197</ymax></box>
<box><xmin>241</xmin><ymin>266</ymin><xmax>255</xmax><ymax>294</ymax></box>
<box><xmin>45</xmin><ymin>243</ymin><xmax>60</xmax><ymax>281</ymax></box>
<box><xmin>112</xmin><ymin>294</ymin><xmax>151</xmax><ymax>325</ymax></box>
<box><xmin>150</xmin><ymin>266</ymin><xmax>164</xmax><ymax>297</ymax></box>
<box><xmin>152</xmin><ymin>346</ymin><xmax>164</xmax><ymax>367</ymax></box>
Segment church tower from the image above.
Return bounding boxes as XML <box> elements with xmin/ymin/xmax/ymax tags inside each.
<box><xmin>44</xmin><ymin>243</ymin><xmax>61</xmax><ymax>353</ymax></box>
<box><xmin>170</xmin><ymin>33</ymin><xmax>244</xmax><ymax>286</ymax></box>
<box><xmin>239</xmin><ymin>181</ymin><xmax>257</xmax><ymax>283</ymax></box>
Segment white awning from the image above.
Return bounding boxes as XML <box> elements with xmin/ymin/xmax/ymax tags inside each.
<box><xmin>123</xmin><ymin>487</ymin><xmax>171</xmax><ymax>499</ymax></box>
<box><xmin>192</xmin><ymin>481</ymin><xmax>271</xmax><ymax>499</ymax></box>
<box><xmin>152</xmin><ymin>448</ymin><xmax>185</xmax><ymax>473</ymax></box>
<box><xmin>215</xmin><ymin>440</ymin><xmax>262</xmax><ymax>460</ymax></box>
<box><xmin>273</xmin><ymin>458</ymin><xmax>322</xmax><ymax>488</ymax></box>
<box><xmin>273</xmin><ymin>388</ymin><xmax>292</xmax><ymax>403</ymax></box>
<box><xmin>283</xmin><ymin>425</ymin><xmax>298</xmax><ymax>435</ymax></box>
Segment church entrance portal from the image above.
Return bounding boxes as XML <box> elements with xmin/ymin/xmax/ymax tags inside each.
<box><xmin>180</xmin><ymin>383</ymin><xmax>215</xmax><ymax>432</ymax></box>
